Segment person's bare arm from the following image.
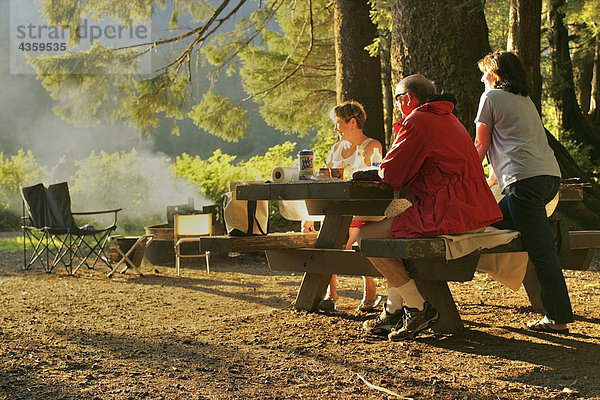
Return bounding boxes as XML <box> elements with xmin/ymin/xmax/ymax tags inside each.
<box><xmin>487</xmin><ymin>168</ymin><xmax>497</xmax><ymax>187</ymax></box>
<box><xmin>325</xmin><ymin>142</ymin><xmax>339</xmax><ymax>168</ymax></box>
<box><xmin>475</xmin><ymin>122</ymin><xmax>492</xmax><ymax>162</ymax></box>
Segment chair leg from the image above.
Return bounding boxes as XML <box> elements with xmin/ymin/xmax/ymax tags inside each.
<box><xmin>23</xmin><ymin>228</ymin><xmax>26</xmax><ymax>270</ymax></box>
<box><xmin>175</xmin><ymin>251</ymin><xmax>181</xmax><ymax>276</ymax></box>
<box><xmin>205</xmin><ymin>251</ymin><xmax>211</xmax><ymax>275</ymax></box>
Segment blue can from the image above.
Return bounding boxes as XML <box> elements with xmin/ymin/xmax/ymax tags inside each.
<box><xmin>298</xmin><ymin>150</ymin><xmax>314</xmax><ymax>180</ymax></box>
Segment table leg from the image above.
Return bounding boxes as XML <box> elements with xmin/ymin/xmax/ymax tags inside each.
<box><xmin>293</xmin><ymin>215</ymin><xmax>352</xmax><ymax>311</ymax></box>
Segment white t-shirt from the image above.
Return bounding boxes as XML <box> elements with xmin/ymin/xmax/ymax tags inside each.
<box><xmin>475</xmin><ymin>89</ymin><xmax>560</xmax><ymax>191</ymax></box>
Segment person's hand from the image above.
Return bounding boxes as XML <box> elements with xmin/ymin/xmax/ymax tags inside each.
<box><xmin>302</xmin><ymin>221</ymin><xmax>315</xmax><ymax>233</ymax></box>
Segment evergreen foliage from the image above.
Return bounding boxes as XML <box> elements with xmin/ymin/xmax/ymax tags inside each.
<box><xmin>17</xmin><ymin>0</ymin><xmax>600</xmax><ymax>185</ymax></box>
<box><xmin>563</xmin><ymin>0</ymin><xmax>600</xmax><ymax>36</ymax></box>
<box><xmin>234</xmin><ymin>0</ymin><xmax>336</xmax><ymax>137</ymax></box>
<box><xmin>188</xmin><ymin>92</ymin><xmax>248</xmax><ymax>141</ymax></box>
<box><xmin>29</xmin><ymin>0</ymin><xmax>340</xmax><ymax>149</ymax></box>
<box><xmin>484</xmin><ymin>0</ymin><xmax>509</xmax><ymax>51</ymax></box>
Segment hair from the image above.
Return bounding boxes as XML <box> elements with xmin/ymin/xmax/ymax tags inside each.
<box><xmin>477</xmin><ymin>51</ymin><xmax>529</xmax><ymax>96</ymax></box>
<box><xmin>330</xmin><ymin>101</ymin><xmax>367</xmax><ymax>130</ymax></box>
<box><xmin>397</xmin><ymin>74</ymin><xmax>436</xmax><ymax>103</ymax></box>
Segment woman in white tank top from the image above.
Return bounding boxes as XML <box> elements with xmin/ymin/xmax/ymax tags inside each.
<box><xmin>305</xmin><ymin>101</ymin><xmax>384</xmax><ymax>312</ymax></box>
<box><xmin>326</xmin><ymin>136</ymin><xmax>375</xmax><ymax>177</ymax></box>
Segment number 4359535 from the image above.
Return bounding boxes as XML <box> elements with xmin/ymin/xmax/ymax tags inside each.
<box><xmin>18</xmin><ymin>42</ymin><xmax>66</xmax><ymax>51</ymax></box>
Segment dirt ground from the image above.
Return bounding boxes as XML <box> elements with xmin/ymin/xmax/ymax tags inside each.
<box><xmin>1</xmin><ymin>240</ymin><xmax>600</xmax><ymax>399</ymax></box>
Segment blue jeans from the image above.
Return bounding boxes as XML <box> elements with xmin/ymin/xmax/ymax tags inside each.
<box><xmin>494</xmin><ymin>175</ymin><xmax>574</xmax><ymax>324</ymax></box>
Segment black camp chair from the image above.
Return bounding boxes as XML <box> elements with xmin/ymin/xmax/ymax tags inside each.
<box><xmin>20</xmin><ymin>182</ymin><xmax>121</xmax><ymax>275</ymax></box>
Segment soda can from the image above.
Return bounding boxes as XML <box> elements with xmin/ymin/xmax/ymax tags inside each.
<box><xmin>298</xmin><ymin>150</ymin><xmax>314</xmax><ymax>180</ymax></box>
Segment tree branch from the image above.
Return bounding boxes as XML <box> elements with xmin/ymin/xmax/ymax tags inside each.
<box><xmin>115</xmin><ymin>0</ymin><xmax>238</xmax><ymax>51</ymax></box>
<box><xmin>211</xmin><ymin>0</ymin><xmax>286</xmax><ymax>76</ymax></box>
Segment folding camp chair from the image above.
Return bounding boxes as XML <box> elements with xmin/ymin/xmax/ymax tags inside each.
<box><xmin>20</xmin><ymin>182</ymin><xmax>121</xmax><ymax>275</ymax></box>
<box><xmin>20</xmin><ymin>183</ymin><xmax>70</xmax><ymax>273</ymax></box>
<box><xmin>174</xmin><ymin>213</ymin><xmax>213</xmax><ymax>276</ymax></box>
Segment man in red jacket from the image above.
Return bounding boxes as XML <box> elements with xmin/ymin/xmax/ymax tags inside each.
<box><xmin>358</xmin><ymin>74</ymin><xmax>503</xmax><ymax>341</ymax></box>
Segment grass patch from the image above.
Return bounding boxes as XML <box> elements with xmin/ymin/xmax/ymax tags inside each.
<box><xmin>0</xmin><ymin>236</ymin><xmax>23</xmax><ymax>253</ymax></box>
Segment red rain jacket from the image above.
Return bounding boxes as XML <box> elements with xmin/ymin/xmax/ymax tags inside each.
<box><xmin>382</xmin><ymin>100</ymin><xmax>502</xmax><ymax>238</ymax></box>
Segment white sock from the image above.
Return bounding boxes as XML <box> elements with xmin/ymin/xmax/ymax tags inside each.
<box><xmin>386</xmin><ymin>286</ymin><xmax>404</xmax><ymax>313</ymax></box>
<box><xmin>398</xmin><ymin>279</ymin><xmax>425</xmax><ymax>310</ymax></box>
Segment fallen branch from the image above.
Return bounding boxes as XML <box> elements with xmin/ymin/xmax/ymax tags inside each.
<box><xmin>356</xmin><ymin>373</ymin><xmax>413</xmax><ymax>400</ymax></box>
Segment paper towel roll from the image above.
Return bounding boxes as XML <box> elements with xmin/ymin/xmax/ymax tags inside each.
<box><xmin>271</xmin><ymin>167</ymin><xmax>299</xmax><ymax>183</ymax></box>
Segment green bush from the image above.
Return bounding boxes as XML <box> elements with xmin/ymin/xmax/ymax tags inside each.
<box><xmin>0</xmin><ymin>150</ymin><xmax>48</xmax><ymax>230</ymax></box>
<box><xmin>558</xmin><ymin>134</ymin><xmax>597</xmax><ymax>179</ymax></box>
<box><xmin>173</xmin><ymin>142</ymin><xmax>297</xmax><ymax>203</ymax></box>
<box><xmin>174</xmin><ymin>142</ymin><xmax>304</xmax><ymax>232</ymax></box>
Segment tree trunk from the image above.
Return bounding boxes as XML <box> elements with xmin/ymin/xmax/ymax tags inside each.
<box><xmin>548</xmin><ymin>0</ymin><xmax>600</xmax><ymax>160</ymax></box>
<box><xmin>507</xmin><ymin>0</ymin><xmax>542</xmax><ymax>113</ymax></box>
<box><xmin>334</xmin><ymin>0</ymin><xmax>384</xmax><ymax>145</ymax></box>
<box><xmin>380</xmin><ymin>35</ymin><xmax>394</xmax><ymax>151</ymax></box>
<box><xmin>572</xmin><ymin>26</ymin><xmax>594</xmax><ymax>115</ymax></box>
<box><xmin>390</xmin><ymin>0</ymin><xmax>490</xmax><ymax>137</ymax></box>
<box><xmin>591</xmin><ymin>35</ymin><xmax>600</xmax><ymax>127</ymax></box>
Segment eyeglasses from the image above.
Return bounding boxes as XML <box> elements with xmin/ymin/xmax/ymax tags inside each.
<box><xmin>394</xmin><ymin>91</ymin><xmax>409</xmax><ymax>107</ymax></box>
<box><xmin>395</xmin><ymin>92</ymin><xmax>408</xmax><ymax>101</ymax></box>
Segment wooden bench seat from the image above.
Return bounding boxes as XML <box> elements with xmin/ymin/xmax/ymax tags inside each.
<box><xmin>360</xmin><ymin>230</ymin><xmax>600</xmax><ymax>271</ymax></box>
<box><xmin>357</xmin><ymin>229</ymin><xmax>600</xmax><ymax>333</ymax></box>
<box><xmin>199</xmin><ymin>232</ymin><xmax>319</xmax><ymax>253</ymax></box>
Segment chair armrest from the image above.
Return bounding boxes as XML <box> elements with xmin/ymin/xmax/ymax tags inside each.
<box><xmin>72</xmin><ymin>208</ymin><xmax>122</xmax><ymax>226</ymax></box>
<box><xmin>72</xmin><ymin>208</ymin><xmax>122</xmax><ymax>215</ymax></box>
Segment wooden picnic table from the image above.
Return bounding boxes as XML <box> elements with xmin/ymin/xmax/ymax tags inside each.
<box><xmin>237</xmin><ymin>181</ymin><xmax>391</xmax><ymax>311</ymax></box>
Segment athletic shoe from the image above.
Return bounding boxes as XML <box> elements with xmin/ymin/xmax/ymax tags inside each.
<box><xmin>362</xmin><ymin>303</ymin><xmax>404</xmax><ymax>336</ymax></box>
<box><xmin>388</xmin><ymin>301</ymin><xmax>439</xmax><ymax>341</ymax></box>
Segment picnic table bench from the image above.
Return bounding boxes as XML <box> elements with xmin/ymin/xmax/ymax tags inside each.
<box><xmin>359</xmin><ymin>230</ymin><xmax>600</xmax><ymax>332</ymax></box>
<box><xmin>199</xmin><ymin>232</ymin><xmax>318</xmax><ymax>253</ymax></box>
<box><xmin>199</xmin><ymin>181</ymin><xmax>600</xmax><ymax>333</ymax></box>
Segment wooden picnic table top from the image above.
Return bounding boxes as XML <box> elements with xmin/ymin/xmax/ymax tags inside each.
<box><xmin>236</xmin><ymin>180</ymin><xmax>393</xmax><ymax>201</ymax></box>
<box><xmin>236</xmin><ymin>180</ymin><xmax>585</xmax><ymax>202</ymax></box>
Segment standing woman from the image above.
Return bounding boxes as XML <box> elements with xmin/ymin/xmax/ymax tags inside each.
<box><xmin>474</xmin><ymin>51</ymin><xmax>573</xmax><ymax>333</ymax></box>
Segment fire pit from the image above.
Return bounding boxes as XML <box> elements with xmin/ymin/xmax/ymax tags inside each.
<box><xmin>144</xmin><ymin>223</ymin><xmax>173</xmax><ymax>241</ymax></box>
<box><xmin>143</xmin><ymin>224</ymin><xmax>175</xmax><ymax>265</ymax></box>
